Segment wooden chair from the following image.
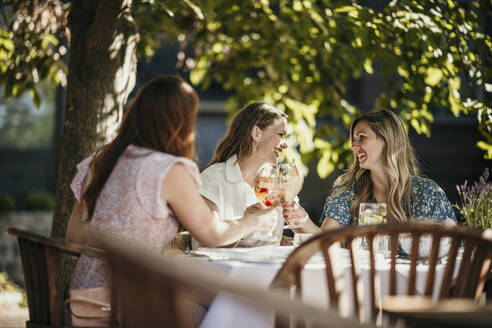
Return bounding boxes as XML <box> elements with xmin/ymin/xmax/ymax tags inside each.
<box><xmin>382</xmin><ymin>296</ymin><xmax>492</xmax><ymax>328</ymax></box>
<box><xmin>6</xmin><ymin>227</ymin><xmax>119</xmax><ymax>328</ymax></box>
<box><xmin>271</xmin><ymin>223</ymin><xmax>492</xmax><ymax>326</ymax></box>
<box><xmin>93</xmin><ymin>231</ymin><xmax>368</xmax><ymax>328</ymax></box>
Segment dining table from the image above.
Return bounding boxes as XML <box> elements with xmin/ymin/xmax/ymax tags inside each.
<box><xmin>185</xmin><ymin>245</ymin><xmax>461</xmax><ymax>328</ymax></box>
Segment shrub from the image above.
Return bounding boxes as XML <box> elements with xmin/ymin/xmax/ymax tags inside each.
<box><xmin>455</xmin><ymin>168</ymin><xmax>492</xmax><ymax>229</ymax></box>
<box><xmin>0</xmin><ymin>193</ymin><xmax>15</xmax><ymax>211</ymax></box>
<box><xmin>25</xmin><ymin>191</ymin><xmax>55</xmax><ymax>210</ymax></box>
<box><xmin>0</xmin><ymin>272</ymin><xmax>27</xmax><ymax>307</ymax></box>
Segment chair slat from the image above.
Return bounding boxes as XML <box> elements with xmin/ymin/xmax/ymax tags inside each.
<box><xmin>347</xmin><ymin>237</ymin><xmax>360</xmax><ymax>320</ymax></box>
<box><xmin>423</xmin><ymin>234</ymin><xmax>441</xmax><ymax>296</ymax></box>
<box><xmin>367</xmin><ymin>234</ymin><xmax>377</xmax><ymax>320</ymax></box>
<box><xmin>322</xmin><ymin>245</ymin><xmax>339</xmax><ymax>308</ymax></box>
<box><xmin>452</xmin><ymin>241</ymin><xmax>475</xmax><ymax>297</ymax></box>
<box><xmin>389</xmin><ymin>234</ymin><xmax>398</xmax><ymax>295</ymax></box>
<box><xmin>45</xmin><ymin>247</ymin><xmax>64</xmax><ymax>328</ymax></box>
<box><xmin>475</xmin><ymin>257</ymin><xmax>492</xmax><ymax>300</ymax></box>
<box><xmin>19</xmin><ymin>239</ymin><xmax>50</xmax><ymax>325</ymax></box>
<box><xmin>466</xmin><ymin>247</ymin><xmax>491</xmax><ymax>299</ymax></box>
<box><xmin>407</xmin><ymin>232</ymin><xmax>421</xmax><ymax>295</ymax></box>
<box><xmin>438</xmin><ymin>236</ymin><xmax>461</xmax><ymax>299</ymax></box>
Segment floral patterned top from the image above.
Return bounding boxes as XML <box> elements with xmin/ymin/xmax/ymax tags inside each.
<box><xmin>69</xmin><ymin>145</ymin><xmax>200</xmax><ymax>290</ymax></box>
<box><xmin>321</xmin><ymin>175</ymin><xmax>457</xmax><ymax>226</ymax></box>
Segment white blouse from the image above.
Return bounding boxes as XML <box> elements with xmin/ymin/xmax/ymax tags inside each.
<box><xmin>199</xmin><ymin>155</ymin><xmax>283</xmax><ymax>247</ymax></box>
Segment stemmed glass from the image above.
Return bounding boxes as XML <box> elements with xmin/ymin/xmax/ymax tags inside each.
<box><xmin>250</xmin><ymin>164</ymin><xmax>282</xmax><ymax>242</ymax></box>
<box><xmin>276</xmin><ymin>163</ymin><xmax>304</xmax><ymax>229</ymax></box>
<box><xmin>254</xmin><ymin>162</ymin><xmax>304</xmax><ymax>236</ymax></box>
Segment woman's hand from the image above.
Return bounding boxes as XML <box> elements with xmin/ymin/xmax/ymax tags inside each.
<box><xmin>243</xmin><ymin>203</ymin><xmax>277</xmax><ymax>231</ymax></box>
<box><xmin>282</xmin><ymin>201</ymin><xmax>309</xmax><ymax>228</ymax></box>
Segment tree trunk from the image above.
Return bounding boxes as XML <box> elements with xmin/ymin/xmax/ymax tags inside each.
<box><xmin>51</xmin><ymin>0</ymin><xmax>138</xmax><ymax>282</ymax></box>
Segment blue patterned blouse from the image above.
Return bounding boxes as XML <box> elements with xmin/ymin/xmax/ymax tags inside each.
<box><xmin>321</xmin><ymin>176</ymin><xmax>457</xmax><ymax>226</ymax></box>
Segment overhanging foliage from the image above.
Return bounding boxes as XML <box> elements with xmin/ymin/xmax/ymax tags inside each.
<box><xmin>1</xmin><ymin>0</ymin><xmax>491</xmax><ymax>179</ymax></box>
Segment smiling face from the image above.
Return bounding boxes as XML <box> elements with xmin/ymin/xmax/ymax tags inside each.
<box><xmin>254</xmin><ymin>117</ymin><xmax>288</xmax><ymax>164</ymax></box>
<box><xmin>351</xmin><ymin>120</ymin><xmax>386</xmax><ymax>171</ymax></box>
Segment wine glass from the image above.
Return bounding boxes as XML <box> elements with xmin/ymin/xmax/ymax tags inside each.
<box><xmin>276</xmin><ymin>163</ymin><xmax>304</xmax><ymax>229</ymax></box>
<box><xmin>254</xmin><ymin>164</ymin><xmax>280</xmax><ymax>208</ymax></box>
<box><xmin>251</xmin><ymin>164</ymin><xmax>283</xmax><ymax>242</ymax></box>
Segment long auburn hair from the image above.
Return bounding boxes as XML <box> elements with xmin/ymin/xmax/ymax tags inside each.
<box><xmin>82</xmin><ymin>75</ymin><xmax>198</xmax><ymax>220</ymax></box>
<box><xmin>332</xmin><ymin>109</ymin><xmax>421</xmax><ymax>222</ymax></box>
<box><xmin>208</xmin><ymin>102</ymin><xmax>287</xmax><ymax>166</ymax></box>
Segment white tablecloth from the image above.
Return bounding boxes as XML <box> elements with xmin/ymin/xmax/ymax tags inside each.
<box><xmin>198</xmin><ymin>247</ymin><xmax>452</xmax><ymax>328</ymax></box>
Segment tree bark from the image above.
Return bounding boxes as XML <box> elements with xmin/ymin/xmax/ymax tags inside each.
<box><xmin>52</xmin><ymin>0</ymin><xmax>138</xmax><ymax>240</ymax></box>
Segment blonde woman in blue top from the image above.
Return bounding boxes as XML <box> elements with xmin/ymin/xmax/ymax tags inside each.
<box><xmin>284</xmin><ymin>109</ymin><xmax>456</xmax><ymax>232</ymax></box>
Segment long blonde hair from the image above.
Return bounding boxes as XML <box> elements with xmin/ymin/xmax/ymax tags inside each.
<box><xmin>208</xmin><ymin>102</ymin><xmax>287</xmax><ymax>166</ymax></box>
<box><xmin>332</xmin><ymin>109</ymin><xmax>421</xmax><ymax>222</ymax></box>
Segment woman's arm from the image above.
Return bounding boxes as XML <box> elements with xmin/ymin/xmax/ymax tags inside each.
<box><xmin>283</xmin><ymin>201</ymin><xmax>341</xmax><ymax>234</ymax></box>
<box><xmin>282</xmin><ymin>202</ymin><xmax>321</xmax><ymax>234</ymax></box>
<box><xmin>202</xmin><ymin>196</ymin><xmax>221</xmax><ymax>221</ymax></box>
<box><xmin>66</xmin><ymin>201</ymin><xmax>88</xmax><ymax>244</ymax></box>
<box><xmin>201</xmin><ymin>197</ymin><xmax>240</xmax><ymax>248</ymax></box>
<box><xmin>320</xmin><ymin>216</ymin><xmax>340</xmax><ymax>230</ymax></box>
<box><xmin>162</xmin><ymin>163</ymin><xmax>276</xmax><ymax>247</ymax></box>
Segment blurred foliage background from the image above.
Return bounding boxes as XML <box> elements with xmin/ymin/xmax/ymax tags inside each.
<box><xmin>1</xmin><ymin>0</ymin><xmax>491</xmax><ymax>179</ymax></box>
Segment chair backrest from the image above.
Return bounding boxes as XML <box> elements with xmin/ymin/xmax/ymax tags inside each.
<box><xmin>382</xmin><ymin>296</ymin><xmax>492</xmax><ymax>327</ymax></box>
<box><xmin>94</xmin><ymin>231</ymin><xmax>368</xmax><ymax>328</ymax></box>
<box><xmin>271</xmin><ymin>223</ymin><xmax>492</xmax><ymax>324</ymax></box>
<box><xmin>6</xmin><ymin>227</ymin><xmax>110</xmax><ymax>328</ymax></box>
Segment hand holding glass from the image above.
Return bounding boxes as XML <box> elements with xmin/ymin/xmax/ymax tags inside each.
<box><xmin>252</xmin><ymin>163</ymin><xmax>303</xmax><ymax>241</ymax></box>
<box><xmin>255</xmin><ymin>163</ymin><xmax>304</xmax><ymax>228</ymax></box>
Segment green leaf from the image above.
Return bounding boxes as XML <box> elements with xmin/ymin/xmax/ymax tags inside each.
<box><xmin>317</xmin><ymin>152</ymin><xmax>335</xmax><ymax>179</ymax></box>
<box><xmin>476</xmin><ymin>141</ymin><xmax>492</xmax><ymax>160</ymax></box>
<box><xmin>190</xmin><ymin>57</ymin><xmax>209</xmax><ymax>85</ymax></box>
<box><xmin>363</xmin><ymin>58</ymin><xmax>373</xmax><ymax>74</ymax></box>
<box><xmin>285</xmin><ymin>98</ymin><xmax>317</xmax><ymax>126</ymax></box>
<box><xmin>181</xmin><ymin>0</ymin><xmax>204</xmax><ymax>19</ymax></box>
<box><xmin>448</xmin><ymin>76</ymin><xmax>462</xmax><ymax>116</ymax></box>
<box><xmin>30</xmin><ymin>89</ymin><xmax>41</xmax><ymax>107</ymax></box>
<box><xmin>397</xmin><ymin>66</ymin><xmax>409</xmax><ymax>79</ymax></box>
<box><xmin>425</xmin><ymin>67</ymin><xmax>443</xmax><ymax>86</ymax></box>
<box><xmin>40</xmin><ymin>34</ymin><xmax>58</xmax><ymax>49</ymax></box>
<box><xmin>334</xmin><ymin>6</ymin><xmax>358</xmax><ymax>18</ymax></box>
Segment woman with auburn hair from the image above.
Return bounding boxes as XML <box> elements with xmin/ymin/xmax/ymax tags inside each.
<box><xmin>66</xmin><ymin>76</ymin><xmax>276</xmax><ymax>300</ymax></box>
<box><xmin>285</xmin><ymin>108</ymin><xmax>456</xmax><ymax>233</ymax></box>
<box><xmin>198</xmin><ymin>102</ymin><xmax>308</xmax><ymax>247</ymax></box>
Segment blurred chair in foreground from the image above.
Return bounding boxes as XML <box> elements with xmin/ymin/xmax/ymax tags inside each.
<box><xmin>271</xmin><ymin>223</ymin><xmax>492</xmax><ymax>326</ymax></box>
<box><xmin>94</xmin><ymin>231</ymin><xmax>367</xmax><ymax>328</ymax></box>
<box><xmin>383</xmin><ymin>296</ymin><xmax>492</xmax><ymax>327</ymax></box>
<box><xmin>6</xmin><ymin>227</ymin><xmax>120</xmax><ymax>328</ymax></box>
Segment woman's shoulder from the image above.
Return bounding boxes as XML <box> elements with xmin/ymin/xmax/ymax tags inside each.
<box><xmin>124</xmin><ymin>145</ymin><xmax>200</xmax><ymax>186</ymax></box>
<box><xmin>200</xmin><ymin>161</ymin><xmax>227</xmax><ymax>179</ymax></box>
<box><xmin>331</xmin><ymin>181</ymin><xmax>355</xmax><ymax>198</ymax></box>
<box><xmin>411</xmin><ymin>175</ymin><xmax>442</xmax><ymax>193</ymax></box>
<box><xmin>127</xmin><ymin>145</ymin><xmax>198</xmax><ymax>169</ymax></box>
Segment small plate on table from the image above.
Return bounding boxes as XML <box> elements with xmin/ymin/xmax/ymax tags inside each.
<box><xmin>189</xmin><ymin>245</ymin><xmax>295</xmax><ymax>263</ymax></box>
